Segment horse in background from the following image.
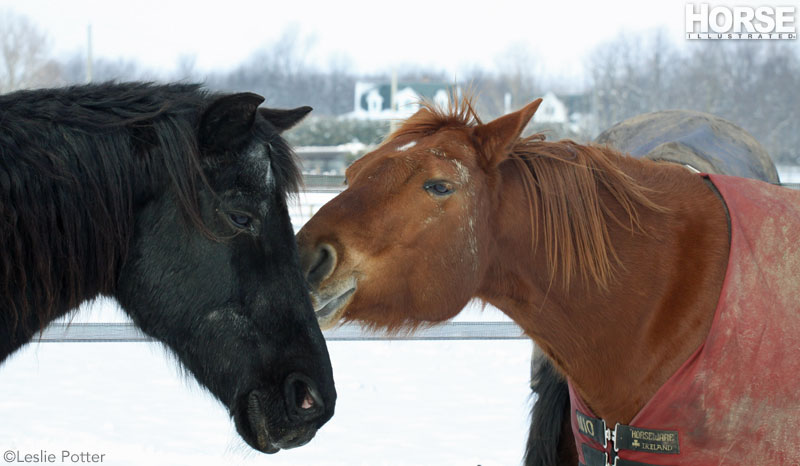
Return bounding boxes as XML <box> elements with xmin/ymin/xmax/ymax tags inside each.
<box><xmin>297</xmin><ymin>96</ymin><xmax>799</xmax><ymax>464</ymax></box>
<box><xmin>0</xmin><ymin>82</ymin><xmax>335</xmax><ymax>453</ymax></box>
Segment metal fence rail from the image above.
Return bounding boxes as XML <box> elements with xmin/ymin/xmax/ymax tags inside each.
<box><xmin>38</xmin><ymin>321</ymin><xmax>526</xmax><ymax>342</ymax></box>
<box><xmin>301</xmin><ymin>178</ymin><xmax>800</xmax><ymax>193</ymax></box>
<box><xmin>302</xmin><ymin>174</ymin><xmax>346</xmax><ymax>192</ymax></box>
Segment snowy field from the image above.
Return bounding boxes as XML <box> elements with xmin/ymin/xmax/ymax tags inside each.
<box><xmin>0</xmin><ymin>191</ymin><xmax>534</xmax><ymax>466</ymax></box>
<box><xmin>0</xmin><ymin>320</ymin><xmax>533</xmax><ymax>466</ymax></box>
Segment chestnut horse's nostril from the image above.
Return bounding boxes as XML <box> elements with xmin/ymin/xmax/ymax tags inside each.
<box><xmin>305</xmin><ymin>243</ymin><xmax>337</xmax><ymax>287</ymax></box>
<box><xmin>283</xmin><ymin>373</ymin><xmax>325</xmax><ymax>423</ymax></box>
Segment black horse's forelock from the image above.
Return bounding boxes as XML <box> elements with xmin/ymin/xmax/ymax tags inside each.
<box><xmin>0</xmin><ymin>81</ymin><xmax>297</xmax><ymax>335</ymax></box>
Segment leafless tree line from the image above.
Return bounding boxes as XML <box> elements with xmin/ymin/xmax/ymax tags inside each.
<box><xmin>0</xmin><ymin>11</ymin><xmax>61</xmax><ymax>92</ymax></box>
<box><xmin>588</xmin><ymin>30</ymin><xmax>800</xmax><ymax>163</ymax></box>
<box><xmin>2</xmin><ymin>10</ymin><xmax>798</xmax><ymax>162</ymax></box>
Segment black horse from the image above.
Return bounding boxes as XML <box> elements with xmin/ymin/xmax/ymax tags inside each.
<box><xmin>0</xmin><ymin>82</ymin><xmax>335</xmax><ymax>454</ymax></box>
<box><xmin>524</xmin><ymin>109</ymin><xmax>779</xmax><ymax>466</ymax></box>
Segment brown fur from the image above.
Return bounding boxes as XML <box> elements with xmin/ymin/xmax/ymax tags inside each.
<box><xmin>297</xmin><ymin>96</ymin><xmax>731</xmax><ymax>428</ymax></box>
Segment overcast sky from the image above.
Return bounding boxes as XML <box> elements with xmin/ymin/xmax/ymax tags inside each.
<box><xmin>3</xmin><ymin>0</ymin><xmax>787</xmax><ymax>82</ymax></box>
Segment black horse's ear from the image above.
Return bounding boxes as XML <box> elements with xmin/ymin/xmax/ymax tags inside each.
<box><xmin>200</xmin><ymin>92</ymin><xmax>265</xmax><ymax>149</ymax></box>
<box><xmin>259</xmin><ymin>106</ymin><xmax>312</xmax><ymax>132</ymax></box>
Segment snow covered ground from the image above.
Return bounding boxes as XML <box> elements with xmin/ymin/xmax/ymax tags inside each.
<box><xmin>0</xmin><ymin>191</ymin><xmax>534</xmax><ymax>466</ymax></box>
<box><xmin>0</xmin><ymin>323</ymin><xmax>533</xmax><ymax>466</ymax></box>
<box><xmin>1</xmin><ymin>303</ymin><xmax>533</xmax><ymax>466</ymax></box>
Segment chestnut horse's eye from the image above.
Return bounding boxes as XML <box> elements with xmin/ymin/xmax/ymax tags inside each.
<box><xmin>228</xmin><ymin>213</ymin><xmax>252</xmax><ymax>229</ymax></box>
<box><xmin>424</xmin><ymin>181</ymin><xmax>454</xmax><ymax>196</ymax></box>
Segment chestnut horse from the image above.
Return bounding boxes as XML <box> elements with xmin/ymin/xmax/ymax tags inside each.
<box><xmin>525</xmin><ymin>109</ymin><xmax>780</xmax><ymax>466</ymax></box>
<box><xmin>297</xmin><ymin>97</ymin><xmax>800</xmax><ymax>465</ymax></box>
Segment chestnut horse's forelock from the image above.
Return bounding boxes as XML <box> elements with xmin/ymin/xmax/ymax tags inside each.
<box><xmin>382</xmin><ymin>91</ymin><xmax>483</xmax><ymax>145</ymax></box>
<box><xmin>380</xmin><ymin>94</ymin><xmax>667</xmax><ymax>291</ymax></box>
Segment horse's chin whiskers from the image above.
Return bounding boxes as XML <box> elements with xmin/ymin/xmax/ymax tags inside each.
<box><xmin>246</xmin><ymin>393</ymin><xmax>269</xmax><ymax>449</ymax></box>
<box><xmin>313</xmin><ymin>283</ymin><xmax>357</xmax><ymax>328</ymax></box>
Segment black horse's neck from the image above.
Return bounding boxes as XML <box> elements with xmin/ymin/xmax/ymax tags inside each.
<box><xmin>0</xmin><ymin>82</ymin><xmax>209</xmax><ymax>360</ymax></box>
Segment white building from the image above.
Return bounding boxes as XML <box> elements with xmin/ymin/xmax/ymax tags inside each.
<box><xmin>532</xmin><ymin>91</ymin><xmax>595</xmax><ymax>135</ymax></box>
<box><xmin>349</xmin><ymin>81</ymin><xmax>456</xmax><ymax>120</ymax></box>
<box><xmin>534</xmin><ymin>91</ymin><xmax>570</xmax><ymax>124</ymax></box>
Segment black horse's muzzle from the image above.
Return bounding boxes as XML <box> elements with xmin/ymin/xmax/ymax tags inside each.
<box><xmin>234</xmin><ymin>372</ymin><xmax>332</xmax><ymax>453</ymax></box>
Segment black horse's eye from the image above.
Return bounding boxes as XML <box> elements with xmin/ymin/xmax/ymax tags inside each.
<box><xmin>228</xmin><ymin>213</ymin><xmax>252</xmax><ymax>229</ymax></box>
<box><xmin>424</xmin><ymin>181</ymin><xmax>454</xmax><ymax>196</ymax></box>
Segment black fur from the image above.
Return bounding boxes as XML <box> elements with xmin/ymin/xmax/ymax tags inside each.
<box><xmin>524</xmin><ymin>352</ymin><xmax>577</xmax><ymax>466</ymax></box>
<box><xmin>0</xmin><ymin>82</ymin><xmax>335</xmax><ymax>453</ymax></box>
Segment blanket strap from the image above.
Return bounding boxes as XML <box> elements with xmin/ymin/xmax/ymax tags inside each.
<box><xmin>576</xmin><ymin>410</ymin><xmax>679</xmax><ymax>466</ymax></box>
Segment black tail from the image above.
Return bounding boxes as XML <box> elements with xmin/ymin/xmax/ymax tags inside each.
<box><xmin>524</xmin><ymin>350</ymin><xmax>578</xmax><ymax>466</ymax></box>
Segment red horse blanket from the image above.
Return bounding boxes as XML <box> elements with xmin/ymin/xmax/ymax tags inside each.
<box><xmin>570</xmin><ymin>174</ymin><xmax>800</xmax><ymax>465</ymax></box>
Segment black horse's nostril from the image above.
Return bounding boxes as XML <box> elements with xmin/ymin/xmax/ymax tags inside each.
<box><xmin>283</xmin><ymin>373</ymin><xmax>325</xmax><ymax>423</ymax></box>
<box><xmin>305</xmin><ymin>243</ymin><xmax>337</xmax><ymax>287</ymax></box>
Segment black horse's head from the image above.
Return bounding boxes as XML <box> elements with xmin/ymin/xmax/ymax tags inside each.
<box><xmin>115</xmin><ymin>93</ymin><xmax>335</xmax><ymax>453</ymax></box>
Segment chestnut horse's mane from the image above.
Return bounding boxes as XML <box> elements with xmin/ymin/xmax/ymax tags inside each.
<box><xmin>387</xmin><ymin>95</ymin><xmax>667</xmax><ymax>290</ymax></box>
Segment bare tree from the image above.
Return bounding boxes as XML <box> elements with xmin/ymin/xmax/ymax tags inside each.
<box><xmin>0</xmin><ymin>10</ymin><xmax>61</xmax><ymax>92</ymax></box>
<box><xmin>59</xmin><ymin>53</ymin><xmax>152</xmax><ymax>85</ymax></box>
<box><xmin>450</xmin><ymin>45</ymin><xmax>542</xmax><ymax>121</ymax></box>
<box><xmin>494</xmin><ymin>41</ymin><xmax>541</xmax><ymax>110</ymax></box>
<box><xmin>174</xmin><ymin>54</ymin><xmax>198</xmax><ymax>82</ymax></box>
<box><xmin>207</xmin><ymin>25</ymin><xmax>359</xmax><ymax>115</ymax></box>
<box><xmin>587</xmin><ymin>31</ymin><xmax>673</xmax><ymax>130</ymax></box>
<box><xmin>588</xmin><ymin>30</ymin><xmax>800</xmax><ymax>163</ymax></box>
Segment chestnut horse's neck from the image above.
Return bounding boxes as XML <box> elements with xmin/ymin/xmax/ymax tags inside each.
<box><xmin>477</xmin><ymin>148</ymin><xmax>730</xmax><ymax>426</ymax></box>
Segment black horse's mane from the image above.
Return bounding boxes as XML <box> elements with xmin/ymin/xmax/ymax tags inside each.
<box><xmin>0</xmin><ymin>81</ymin><xmax>300</xmax><ymax>334</ymax></box>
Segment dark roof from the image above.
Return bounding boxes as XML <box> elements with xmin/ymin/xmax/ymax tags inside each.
<box><xmin>359</xmin><ymin>82</ymin><xmax>456</xmax><ymax>111</ymax></box>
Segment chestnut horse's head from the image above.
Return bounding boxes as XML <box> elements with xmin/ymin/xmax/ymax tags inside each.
<box><xmin>296</xmin><ymin>98</ymin><xmax>542</xmax><ymax>330</ymax></box>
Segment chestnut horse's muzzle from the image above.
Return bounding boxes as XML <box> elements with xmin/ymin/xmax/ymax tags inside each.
<box><xmin>303</xmin><ymin>242</ymin><xmax>337</xmax><ymax>288</ymax></box>
<box><xmin>298</xmin><ymin>241</ymin><xmax>357</xmax><ymax>328</ymax></box>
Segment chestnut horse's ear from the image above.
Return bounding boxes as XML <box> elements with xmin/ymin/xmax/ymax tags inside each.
<box><xmin>259</xmin><ymin>106</ymin><xmax>313</xmax><ymax>132</ymax></box>
<box><xmin>200</xmin><ymin>92</ymin><xmax>265</xmax><ymax>150</ymax></box>
<box><xmin>472</xmin><ymin>98</ymin><xmax>542</xmax><ymax>167</ymax></box>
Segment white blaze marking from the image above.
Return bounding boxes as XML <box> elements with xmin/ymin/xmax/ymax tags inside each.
<box><xmin>262</xmin><ymin>144</ymin><xmax>275</xmax><ymax>188</ymax></box>
<box><xmin>452</xmin><ymin>160</ymin><xmax>470</xmax><ymax>184</ymax></box>
<box><xmin>266</xmin><ymin>159</ymin><xmax>274</xmax><ymax>187</ymax></box>
<box><xmin>451</xmin><ymin>160</ymin><xmax>477</xmax><ymax>270</ymax></box>
<box><xmin>397</xmin><ymin>140</ymin><xmax>417</xmax><ymax>152</ymax></box>
<box><xmin>467</xmin><ymin>217</ymin><xmax>478</xmax><ymax>271</ymax></box>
